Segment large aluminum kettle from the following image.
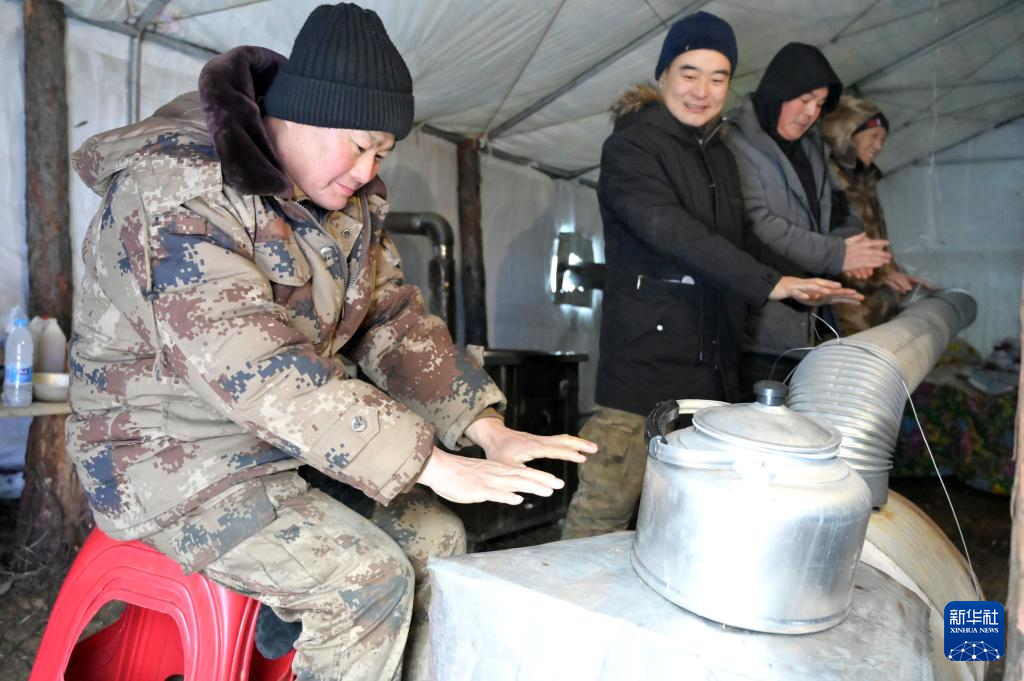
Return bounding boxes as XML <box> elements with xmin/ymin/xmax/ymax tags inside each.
<box><xmin>631</xmin><ymin>381</ymin><xmax>873</xmax><ymax>634</ymax></box>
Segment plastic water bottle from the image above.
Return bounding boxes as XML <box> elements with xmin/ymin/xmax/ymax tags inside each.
<box><xmin>3</xmin><ymin>316</ymin><xmax>34</xmax><ymax>407</ymax></box>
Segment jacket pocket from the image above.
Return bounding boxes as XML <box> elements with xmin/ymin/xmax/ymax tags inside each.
<box><xmin>254</xmin><ymin>238</ymin><xmax>313</xmax><ymax>288</ymax></box>
<box><xmin>609</xmin><ymin>278</ymin><xmax>703</xmax><ymax>364</ymax></box>
<box><xmin>309</xmin><ymin>403</ymin><xmax>382</xmax><ymax>471</ymax></box>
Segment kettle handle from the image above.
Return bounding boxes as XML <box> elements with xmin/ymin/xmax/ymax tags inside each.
<box><xmin>643</xmin><ymin>398</ymin><xmax>729</xmax><ymax>447</ymax></box>
<box><xmin>648</xmin><ymin>438</ymin><xmax>738</xmax><ymax>468</ymax></box>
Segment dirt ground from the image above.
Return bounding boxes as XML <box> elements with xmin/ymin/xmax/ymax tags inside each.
<box><xmin>0</xmin><ymin>475</ymin><xmax>1013</xmax><ymax>680</ymax></box>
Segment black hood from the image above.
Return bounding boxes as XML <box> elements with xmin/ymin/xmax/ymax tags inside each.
<box><xmin>751</xmin><ymin>42</ymin><xmax>843</xmax><ymax>143</ymax></box>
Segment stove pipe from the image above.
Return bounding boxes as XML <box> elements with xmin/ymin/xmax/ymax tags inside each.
<box><xmin>786</xmin><ymin>289</ymin><xmax>977</xmax><ymax>506</ymax></box>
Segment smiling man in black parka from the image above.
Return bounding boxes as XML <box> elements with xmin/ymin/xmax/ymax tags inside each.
<box><xmin>562</xmin><ymin>12</ymin><xmax>861</xmax><ymax>539</ymax></box>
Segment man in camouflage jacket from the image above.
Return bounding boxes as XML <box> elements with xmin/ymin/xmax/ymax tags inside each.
<box><xmin>66</xmin><ymin>5</ymin><xmax>593</xmax><ymax>680</ymax></box>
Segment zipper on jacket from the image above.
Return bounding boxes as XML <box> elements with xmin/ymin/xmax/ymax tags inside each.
<box><xmin>697</xmin><ymin>115</ymin><xmax>728</xmax><ymax>148</ymax></box>
<box><xmin>713</xmin><ymin>291</ymin><xmax>721</xmax><ymax>372</ymax></box>
<box><xmin>278</xmin><ymin>197</ymin><xmax>349</xmax><ymax>319</ymax></box>
<box><xmin>694</xmin><ymin>118</ymin><xmax>728</xmax><ymax>367</ymax></box>
<box><xmin>697</xmin><ymin>284</ymin><xmax>705</xmax><ymax>364</ymax></box>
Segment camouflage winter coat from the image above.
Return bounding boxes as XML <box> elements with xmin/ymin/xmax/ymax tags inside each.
<box><xmin>66</xmin><ymin>47</ymin><xmax>504</xmax><ymax>564</ymax></box>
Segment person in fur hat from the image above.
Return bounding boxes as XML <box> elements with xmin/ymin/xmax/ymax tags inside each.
<box><xmin>66</xmin><ymin>4</ymin><xmax>595</xmax><ymax>679</ymax></box>
<box><xmin>561</xmin><ymin>12</ymin><xmax>861</xmax><ymax>540</ymax></box>
<box><xmin>823</xmin><ymin>95</ymin><xmax>931</xmax><ymax>333</ymax></box>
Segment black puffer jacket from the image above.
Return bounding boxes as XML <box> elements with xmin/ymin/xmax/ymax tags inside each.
<box><xmin>595</xmin><ymin>85</ymin><xmax>785</xmax><ymax>415</ymax></box>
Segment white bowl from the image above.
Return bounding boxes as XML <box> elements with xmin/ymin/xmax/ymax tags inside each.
<box><xmin>33</xmin><ymin>372</ymin><xmax>70</xmax><ymax>402</ymax></box>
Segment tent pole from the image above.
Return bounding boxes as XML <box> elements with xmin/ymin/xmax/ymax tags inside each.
<box><xmin>457</xmin><ymin>137</ymin><xmax>488</xmax><ymax>346</ymax></box>
<box><xmin>124</xmin><ymin>0</ymin><xmax>172</xmax><ymax>123</ymax></box>
<box><xmin>127</xmin><ymin>34</ymin><xmax>142</xmax><ymax>123</ymax></box>
<box><xmin>23</xmin><ymin>0</ymin><xmax>72</xmax><ymax>337</ymax></box>
<box><xmin>16</xmin><ymin>0</ymin><xmax>91</xmax><ymax>569</ymax></box>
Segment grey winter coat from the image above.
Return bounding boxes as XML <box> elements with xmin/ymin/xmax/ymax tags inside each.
<box><xmin>724</xmin><ymin>95</ymin><xmax>864</xmax><ymax>355</ymax></box>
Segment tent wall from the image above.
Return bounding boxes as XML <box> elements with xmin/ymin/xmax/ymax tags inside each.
<box><xmin>480</xmin><ymin>156</ymin><xmax>603</xmax><ymax>414</ymax></box>
<box><xmin>0</xmin><ymin>0</ymin><xmax>28</xmax><ymax>333</ymax></box>
<box><xmin>0</xmin><ymin>0</ymin><xmax>31</xmax><ymax>491</ymax></box>
<box><xmin>879</xmin><ymin>120</ymin><xmax>1024</xmax><ymax>357</ymax></box>
<box><xmin>67</xmin><ymin>19</ymin><xmax>207</xmax><ymax>286</ymax></box>
<box><xmin>3</xmin><ymin>7</ymin><xmax>605</xmax><ymax>440</ymax></box>
<box><xmin>1</xmin><ymin>2</ymin><xmax>1020</xmax><ymax>454</ymax></box>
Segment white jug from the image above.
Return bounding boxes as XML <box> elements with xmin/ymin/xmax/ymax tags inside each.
<box><xmin>39</xmin><ymin>318</ymin><xmax>67</xmax><ymax>373</ymax></box>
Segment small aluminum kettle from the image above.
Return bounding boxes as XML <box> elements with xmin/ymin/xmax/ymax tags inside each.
<box><xmin>631</xmin><ymin>381</ymin><xmax>873</xmax><ymax>634</ymax></box>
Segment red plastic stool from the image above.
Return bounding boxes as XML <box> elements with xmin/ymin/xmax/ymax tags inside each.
<box><xmin>29</xmin><ymin>527</ymin><xmax>295</xmax><ymax>681</ymax></box>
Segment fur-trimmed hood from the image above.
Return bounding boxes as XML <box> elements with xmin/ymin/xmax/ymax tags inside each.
<box><xmin>822</xmin><ymin>95</ymin><xmax>884</xmax><ymax>170</ymax></box>
<box><xmin>611</xmin><ymin>83</ymin><xmax>661</xmax><ymax>121</ymax></box>
<box><xmin>198</xmin><ymin>45</ymin><xmax>291</xmax><ymax>197</ymax></box>
<box><xmin>73</xmin><ymin>47</ymin><xmax>293</xmax><ymax>199</ymax></box>
<box><xmin>608</xmin><ymin>82</ymin><xmax>727</xmax><ymax>144</ymax></box>
<box><xmin>73</xmin><ymin>46</ymin><xmax>387</xmax><ymax>202</ymax></box>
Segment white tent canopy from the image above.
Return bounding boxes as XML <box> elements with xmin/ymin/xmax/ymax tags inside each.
<box><xmin>0</xmin><ymin>0</ymin><xmax>1020</xmax><ymax>457</ymax></box>
<box><xmin>58</xmin><ymin>0</ymin><xmax>1024</xmax><ymax>176</ymax></box>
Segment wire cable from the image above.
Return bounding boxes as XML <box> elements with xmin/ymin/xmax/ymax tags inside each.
<box><xmin>787</xmin><ymin>331</ymin><xmax>983</xmax><ymax>599</ymax></box>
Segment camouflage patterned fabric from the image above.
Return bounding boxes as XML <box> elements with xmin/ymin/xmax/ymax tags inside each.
<box><xmin>65</xmin><ymin>46</ymin><xmax>503</xmax><ymax>680</ymax></box>
<box><xmin>562</xmin><ymin>405</ymin><xmax>648</xmax><ymax>539</ymax></box>
<box><xmin>148</xmin><ymin>471</ymin><xmax>465</xmax><ymax>681</ymax></box>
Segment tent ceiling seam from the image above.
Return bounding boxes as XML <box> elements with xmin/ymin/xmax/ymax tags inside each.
<box><xmin>64</xmin><ymin>9</ymin><xmax>220</xmax><ymax>59</ymax></box>
<box><xmin>918</xmin><ymin>155</ymin><xmax>1024</xmax><ymax>166</ymax></box>
<box><xmin>642</xmin><ymin>0</ymin><xmax>670</xmax><ymax>28</ymax></box>
<box><xmin>494</xmin><ymin>109</ymin><xmax>609</xmax><ymax>142</ymax></box>
<box><xmin>832</xmin><ymin>0</ymin><xmax>964</xmax><ymax>43</ymax></box>
<box><xmin>882</xmin><ymin>42</ymin><xmax>1021</xmax><ymax>124</ymax></box>
<box><xmin>127</xmin><ymin>0</ymin><xmax>172</xmax><ymax>32</ymax></box>
<box><xmin>851</xmin><ymin>0</ymin><xmax>1023</xmax><ymax>89</ymax></box>
<box><xmin>417</xmin><ymin>127</ymin><xmax>595</xmax><ymax>189</ymax></box>
<box><xmin>480</xmin><ymin>0</ymin><xmax>567</xmax><ymax>137</ymax></box>
<box><xmin>902</xmin><ymin>91</ymin><xmax>1024</xmax><ymax>126</ymax></box>
<box><xmin>826</xmin><ymin>0</ymin><xmax>883</xmax><ymax>44</ymax></box>
<box><xmin>888</xmin><ymin>113</ymin><xmax>1023</xmax><ymax>173</ymax></box>
<box><xmin>485</xmin><ymin>0</ymin><xmax>712</xmax><ymax>140</ymax></box>
<box><xmin>862</xmin><ymin>76</ymin><xmax>1024</xmax><ymax>95</ymax></box>
<box><xmin>732</xmin><ymin>0</ymin><xmax>974</xmax><ymax>84</ymax></box>
<box><xmin>166</xmin><ymin>0</ymin><xmax>270</xmax><ymax>22</ymax></box>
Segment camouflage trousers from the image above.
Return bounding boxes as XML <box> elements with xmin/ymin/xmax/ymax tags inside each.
<box><xmin>151</xmin><ymin>471</ymin><xmax>465</xmax><ymax>681</ymax></box>
<box><xmin>562</xmin><ymin>405</ymin><xmax>648</xmax><ymax>539</ymax></box>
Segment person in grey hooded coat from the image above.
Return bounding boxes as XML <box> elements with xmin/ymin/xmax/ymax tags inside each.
<box><xmin>724</xmin><ymin>43</ymin><xmax>891</xmax><ymax>391</ymax></box>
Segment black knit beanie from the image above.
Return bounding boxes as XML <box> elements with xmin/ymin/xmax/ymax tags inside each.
<box><xmin>263</xmin><ymin>3</ymin><xmax>414</xmax><ymax>139</ymax></box>
<box><xmin>655</xmin><ymin>11</ymin><xmax>738</xmax><ymax>80</ymax></box>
